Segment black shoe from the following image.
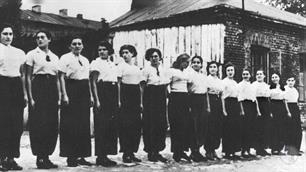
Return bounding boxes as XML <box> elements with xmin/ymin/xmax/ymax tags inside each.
<box><xmin>2</xmin><ymin>159</ymin><xmax>22</xmax><ymax>171</ymax></box>
<box><xmin>45</xmin><ymin>158</ymin><xmax>58</xmax><ymax>169</ymax></box>
<box><xmin>77</xmin><ymin>158</ymin><xmax>92</xmax><ymax>166</ymax></box>
<box><xmin>206</xmin><ymin>152</ymin><xmax>214</xmax><ymax>161</ymax></box>
<box><xmin>190</xmin><ymin>152</ymin><xmax>203</xmax><ymax>162</ymax></box>
<box><xmin>67</xmin><ymin>158</ymin><xmax>78</xmax><ymax>167</ymax></box>
<box><xmin>256</xmin><ymin>150</ymin><xmax>267</xmax><ymax>156</ymax></box>
<box><xmin>148</xmin><ymin>153</ymin><xmax>157</xmax><ymax>162</ymax></box>
<box><xmin>173</xmin><ymin>153</ymin><xmax>181</xmax><ymax>162</ymax></box>
<box><xmin>232</xmin><ymin>155</ymin><xmax>241</xmax><ymax>160</ymax></box>
<box><xmin>223</xmin><ymin>153</ymin><xmax>232</xmax><ymax>160</ymax></box>
<box><xmin>36</xmin><ymin>159</ymin><xmax>49</xmax><ymax>169</ymax></box>
<box><xmin>130</xmin><ymin>154</ymin><xmax>141</xmax><ymax>162</ymax></box>
<box><xmin>96</xmin><ymin>157</ymin><xmax>117</xmax><ymax>167</ymax></box>
<box><xmin>122</xmin><ymin>154</ymin><xmax>133</xmax><ymax>163</ymax></box>
<box><xmin>180</xmin><ymin>152</ymin><xmax>191</xmax><ymax>163</ymax></box>
<box><xmin>156</xmin><ymin>153</ymin><xmax>168</xmax><ymax>163</ymax></box>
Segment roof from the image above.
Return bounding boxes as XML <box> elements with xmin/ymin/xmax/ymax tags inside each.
<box><xmin>111</xmin><ymin>0</ymin><xmax>306</xmax><ymax>29</ymax></box>
<box><xmin>21</xmin><ymin>9</ymin><xmax>102</xmax><ymax>30</ymax></box>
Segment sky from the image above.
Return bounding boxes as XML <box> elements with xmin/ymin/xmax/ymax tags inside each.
<box><xmin>21</xmin><ymin>0</ymin><xmax>133</xmax><ymax>22</ymax></box>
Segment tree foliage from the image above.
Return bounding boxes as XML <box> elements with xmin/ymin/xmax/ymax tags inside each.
<box><xmin>264</xmin><ymin>0</ymin><xmax>306</xmax><ymax>17</ymax></box>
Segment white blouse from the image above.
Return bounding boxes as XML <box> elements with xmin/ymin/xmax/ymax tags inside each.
<box><xmin>222</xmin><ymin>77</ymin><xmax>239</xmax><ymax>99</ymax></box>
<box><xmin>237</xmin><ymin>80</ymin><xmax>256</xmax><ymax>102</ymax></box>
<box><xmin>142</xmin><ymin>65</ymin><xmax>170</xmax><ymax>85</ymax></box>
<box><xmin>58</xmin><ymin>52</ymin><xmax>90</xmax><ymax>80</ymax></box>
<box><xmin>0</xmin><ymin>43</ymin><xmax>26</xmax><ymax>77</ymax></box>
<box><xmin>90</xmin><ymin>58</ymin><xmax>118</xmax><ymax>82</ymax></box>
<box><xmin>188</xmin><ymin>69</ymin><xmax>208</xmax><ymax>94</ymax></box>
<box><xmin>284</xmin><ymin>85</ymin><xmax>299</xmax><ymax>103</ymax></box>
<box><xmin>206</xmin><ymin>75</ymin><xmax>224</xmax><ymax>95</ymax></box>
<box><xmin>26</xmin><ymin>47</ymin><xmax>59</xmax><ymax>75</ymax></box>
<box><xmin>252</xmin><ymin>81</ymin><xmax>270</xmax><ymax>97</ymax></box>
<box><xmin>168</xmin><ymin>68</ymin><xmax>189</xmax><ymax>93</ymax></box>
<box><xmin>118</xmin><ymin>62</ymin><xmax>144</xmax><ymax>85</ymax></box>
<box><xmin>270</xmin><ymin>85</ymin><xmax>285</xmax><ymax>100</ymax></box>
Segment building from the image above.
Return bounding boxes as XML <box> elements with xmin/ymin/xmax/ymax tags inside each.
<box><xmin>110</xmin><ymin>0</ymin><xmax>306</xmax><ymax>101</ymax></box>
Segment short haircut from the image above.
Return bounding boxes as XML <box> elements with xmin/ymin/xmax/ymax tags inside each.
<box><xmin>145</xmin><ymin>48</ymin><xmax>162</xmax><ymax>61</ymax></box>
<box><xmin>224</xmin><ymin>61</ymin><xmax>235</xmax><ymax>70</ymax></box>
<box><xmin>119</xmin><ymin>44</ymin><xmax>137</xmax><ymax>57</ymax></box>
<box><xmin>98</xmin><ymin>41</ymin><xmax>114</xmax><ymax>55</ymax></box>
<box><xmin>0</xmin><ymin>23</ymin><xmax>13</xmax><ymax>33</ymax></box>
<box><xmin>35</xmin><ymin>30</ymin><xmax>52</xmax><ymax>40</ymax></box>
<box><xmin>191</xmin><ymin>55</ymin><xmax>203</xmax><ymax>64</ymax></box>
<box><xmin>172</xmin><ymin>53</ymin><xmax>190</xmax><ymax>69</ymax></box>
<box><xmin>206</xmin><ymin>61</ymin><xmax>220</xmax><ymax>74</ymax></box>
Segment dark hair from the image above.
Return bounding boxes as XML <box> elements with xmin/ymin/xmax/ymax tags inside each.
<box><xmin>98</xmin><ymin>41</ymin><xmax>114</xmax><ymax>55</ymax></box>
<box><xmin>256</xmin><ymin>68</ymin><xmax>265</xmax><ymax>75</ymax></box>
<box><xmin>119</xmin><ymin>44</ymin><xmax>137</xmax><ymax>57</ymax></box>
<box><xmin>145</xmin><ymin>48</ymin><xmax>162</xmax><ymax>61</ymax></box>
<box><xmin>286</xmin><ymin>76</ymin><xmax>296</xmax><ymax>81</ymax></box>
<box><xmin>206</xmin><ymin>61</ymin><xmax>220</xmax><ymax>74</ymax></box>
<box><xmin>172</xmin><ymin>53</ymin><xmax>190</xmax><ymax>69</ymax></box>
<box><xmin>270</xmin><ymin>73</ymin><xmax>285</xmax><ymax>90</ymax></box>
<box><xmin>70</xmin><ymin>35</ymin><xmax>83</xmax><ymax>43</ymax></box>
<box><xmin>242</xmin><ymin>67</ymin><xmax>251</xmax><ymax>74</ymax></box>
<box><xmin>191</xmin><ymin>55</ymin><xmax>203</xmax><ymax>64</ymax></box>
<box><xmin>35</xmin><ymin>30</ymin><xmax>52</xmax><ymax>40</ymax></box>
<box><xmin>224</xmin><ymin>62</ymin><xmax>235</xmax><ymax>70</ymax></box>
<box><xmin>0</xmin><ymin>23</ymin><xmax>13</xmax><ymax>33</ymax></box>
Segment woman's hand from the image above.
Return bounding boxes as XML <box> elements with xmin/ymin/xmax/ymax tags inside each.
<box><xmin>95</xmin><ymin>100</ymin><xmax>101</xmax><ymax>110</ymax></box>
<box><xmin>288</xmin><ymin>112</ymin><xmax>292</xmax><ymax>118</ymax></box>
<box><xmin>89</xmin><ymin>96</ymin><xmax>94</xmax><ymax>107</ymax></box>
<box><xmin>240</xmin><ymin>111</ymin><xmax>245</xmax><ymax>116</ymax></box>
<box><xmin>62</xmin><ymin>94</ymin><xmax>69</xmax><ymax>106</ymax></box>
<box><xmin>223</xmin><ymin>110</ymin><xmax>228</xmax><ymax>116</ymax></box>
<box><xmin>23</xmin><ymin>95</ymin><xmax>28</xmax><ymax>107</ymax></box>
<box><xmin>29</xmin><ymin>98</ymin><xmax>35</xmax><ymax>109</ymax></box>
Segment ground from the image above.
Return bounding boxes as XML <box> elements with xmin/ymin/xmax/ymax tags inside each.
<box><xmin>16</xmin><ymin>131</ymin><xmax>306</xmax><ymax>172</ymax></box>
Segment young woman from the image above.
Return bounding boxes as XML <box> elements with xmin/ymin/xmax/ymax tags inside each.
<box><xmin>90</xmin><ymin>41</ymin><xmax>119</xmax><ymax>167</ymax></box>
<box><xmin>221</xmin><ymin>62</ymin><xmax>242</xmax><ymax>160</ymax></box>
<box><xmin>117</xmin><ymin>45</ymin><xmax>143</xmax><ymax>163</ymax></box>
<box><xmin>251</xmin><ymin>69</ymin><xmax>272</xmax><ymax>156</ymax></box>
<box><xmin>26</xmin><ymin>31</ymin><xmax>60</xmax><ymax>169</ymax></box>
<box><xmin>238</xmin><ymin>68</ymin><xmax>257</xmax><ymax>158</ymax></box>
<box><xmin>59</xmin><ymin>37</ymin><xmax>92</xmax><ymax>167</ymax></box>
<box><xmin>187</xmin><ymin>56</ymin><xmax>209</xmax><ymax>162</ymax></box>
<box><xmin>205</xmin><ymin>61</ymin><xmax>224</xmax><ymax>161</ymax></box>
<box><xmin>142</xmin><ymin>48</ymin><xmax>168</xmax><ymax>163</ymax></box>
<box><xmin>269</xmin><ymin>73</ymin><xmax>290</xmax><ymax>155</ymax></box>
<box><xmin>168</xmin><ymin>53</ymin><xmax>192</xmax><ymax>163</ymax></box>
<box><xmin>284</xmin><ymin>76</ymin><xmax>303</xmax><ymax>156</ymax></box>
<box><xmin>0</xmin><ymin>23</ymin><xmax>27</xmax><ymax>171</ymax></box>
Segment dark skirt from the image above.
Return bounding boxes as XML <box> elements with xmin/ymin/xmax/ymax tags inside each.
<box><xmin>286</xmin><ymin>103</ymin><xmax>302</xmax><ymax>152</ymax></box>
<box><xmin>189</xmin><ymin>94</ymin><xmax>208</xmax><ymax>150</ymax></box>
<box><xmin>95</xmin><ymin>81</ymin><xmax>118</xmax><ymax>156</ymax></box>
<box><xmin>255</xmin><ymin>97</ymin><xmax>272</xmax><ymax>151</ymax></box>
<box><xmin>168</xmin><ymin>92</ymin><xmax>192</xmax><ymax>153</ymax></box>
<box><xmin>204</xmin><ymin>94</ymin><xmax>223</xmax><ymax>152</ymax></box>
<box><xmin>119</xmin><ymin>84</ymin><xmax>141</xmax><ymax>153</ymax></box>
<box><xmin>241</xmin><ymin>100</ymin><xmax>257</xmax><ymax>151</ymax></box>
<box><xmin>60</xmin><ymin>79</ymin><xmax>91</xmax><ymax>158</ymax></box>
<box><xmin>29</xmin><ymin>74</ymin><xmax>59</xmax><ymax>157</ymax></box>
<box><xmin>143</xmin><ymin>85</ymin><xmax>168</xmax><ymax>153</ymax></box>
<box><xmin>0</xmin><ymin>76</ymin><xmax>24</xmax><ymax>158</ymax></box>
<box><xmin>270</xmin><ymin>99</ymin><xmax>287</xmax><ymax>152</ymax></box>
<box><xmin>222</xmin><ymin>97</ymin><xmax>241</xmax><ymax>154</ymax></box>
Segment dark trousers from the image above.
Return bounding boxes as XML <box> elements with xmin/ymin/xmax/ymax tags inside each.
<box><xmin>286</xmin><ymin>103</ymin><xmax>302</xmax><ymax>151</ymax></box>
<box><xmin>255</xmin><ymin>97</ymin><xmax>272</xmax><ymax>152</ymax></box>
<box><xmin>143</xmin><ymin>85</ymin><xmax>168</xmax><ymax>153</ymax></box>
<box><xmin>95</xmin><ymin>82</ymin><xmax>118</xmax><ymax>156</ymax></box>
<box><xmin>0</xmin><ymin>76</ymin><xmax>24</xmax><ymax>158</ymax></box>
<box><xmin>204</xmin><ymin>94</ymin><xmax>223</xmax><ymax>153</ymax></box>
<box><xmin>241</xmin><ymin>100</ymin><xmax>257</xmax><ymax>151</ymax></box>
<box><xmin>189</xmin><ymin>94</ymin><xmax>208</xmax><ymax>151</ymax></box>
<box><xmin>119</xmin><ymin>84</ymin><xmax>141</xmax><ymax>154</ymax></box>
<box><xmin>29</xmin><ymin>75</ymin><xmax>59</xmax><ymax>157</ymax></box>
<box><xmin>222</xmin><ymin>97</ymin><xmax>241</xmax><ymax>154</ymax></box>
<box><xmin>60</xmin><ymin>79</ymin><xmax>91</xmax><ymax>158</ymax></box>
<box><xmin>168</xmin><ymin>92</ymin><xmax>192</xmax><ymax>153</ymax></box>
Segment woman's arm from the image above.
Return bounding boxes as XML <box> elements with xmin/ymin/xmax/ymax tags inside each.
<box><xmin>240</xmin><ymin>101</ymin><xmax>245</xmax><ymax>116</ymax></box>
<box><xmin>91</xmin><ymin>71</ymin><xmax>100</xmax><ymax>109</ymax></box>
<box><xmin>221</xmin><ymin>97</ymin><xmax>227</xmax><ymax>116</ymax></box>
<box><xmin>26</xmin><ymin>65</ymin><xmax>35</xmax><ymax>108</ymax></box>
<box><xmin>284</xmin><ymin>100</ymin><xmax>292</xmax><ymax>117</ymax></box>
<box><xmin>255</xmin><ymin>99</ymin><xmax>262</xmax><ymax>116</ymax></box>
<box><xmin>59</xmin><ymin>71</ymin><xmax>68</xmax><ymax>105</ymax></box>
<box><xmin>20</xmin><ymin>63</ymin><xmax>28</xmax><ymax>107</ymax></box>
<box><xmin>56</xmin><ymin>72</ymin><xmax>62</xmax><ymax>106</ymax></box>
<box><xmin>118</xmin><ymin>77</ymin><xmax>122</xmax><ymax>108</ymax></box>
<box><xmin>206</xmin><ymin>92</ymin><xmax>211</xmax><ymax>113</ymax></box>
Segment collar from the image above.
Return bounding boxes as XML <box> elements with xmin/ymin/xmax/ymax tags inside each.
<box><xmin>35</xmin><ymin>47</ymin><xmax>49</xmax><ymax>55</ymax></box>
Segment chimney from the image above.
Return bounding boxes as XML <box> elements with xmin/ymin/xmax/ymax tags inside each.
<box><xmin>32</xmin><ymin>5</ymin><xmax>41</xmax><ymax>13</ymax></box>
<box><xmin>101</xmin><ymin>18</ymin><xmax>109</xmax><ymax>29</ymax></box>
<box><xmin>76</xmin><ymin>14</ymin><xmax>83</xmax><ymax>19</ymax></box>
<box><xmin>59</xmin><ymin>9</ymin><xmax>68</xmax><ymax>17</ymax></box>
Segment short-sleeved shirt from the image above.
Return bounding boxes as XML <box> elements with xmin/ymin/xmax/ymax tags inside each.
<box><xmin>188</xmin><ymin>69</ymin><xmax>208</xmax><ymax>94</ymax></box>
<box><xmin>0</xmin><ymin>43</ymin><xmax>26</xmax><ymax>77</ymax></box>
<box><xmin>206</xmin><ymin>75</ymin><xmax>224</xmax><ymax>95</ymax></box>
<box><xmin>237</xmin><ymin>80</ymin><xmax>256</xmax><ymax>102</ymax></box>
<box><xmin>168</xmin><ymin>68</ymin><xmax>190</xmax><ymax>93</ymax></box>
<box><xmin>26</xmin><ymin>47</ymin><xmax>59</xmax><ymax>75</ymax></box>
<box><xmin>142</xmin><ymin>65</ymin><xmax>170</xmax><ymax>85</ymax></box>
<box><xmin>58</xmin><ymin>52</ymin><xmax>89</xmax><ymax>80</ymax></box>
<box><xmin>252</xmin><ymin>81</ymin><xmax>270</xmax><ymax>98</ymax></box>
<box><xmin>284</xmin><ymin>85</ymin><xmax>299</xmax><ymax>103</ymax></box>
<box><xmin>90</xmin><ymin>58</ymin><xmax>118</xmax><ymax>82</ymax></box>
<box><xmin>270</xmin><ymin>85</ymin><xmax>285</xmax><ymax>100</ymax></box>
<box><xmin>118</xmin><ymin>62</ymin><xmax>144</xmax><ymax>85</ymax></box>
<box><xmin>222</xmin><ymin>77</ymin><xmax>239</xmax><ymax>99</ymax></box>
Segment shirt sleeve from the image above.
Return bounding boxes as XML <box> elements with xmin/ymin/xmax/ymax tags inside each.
<box><xmin>142</xmin><ymin>67</ymin><xmax>149</xmax><ymax>82</ymax></box>
<box><xmin>90</xmin><ymin>60</ymin><xmax>99</xmax><ymax>72</ymax></box>
<box><xmin>25</xmin><ymin>51</ymin><xmax>34</xmax><ymax>67</ymax></box>
<box><xmin>58</xmin><ymin>55</ymin><xmax>68</xmax><ymax>73</ymax></box>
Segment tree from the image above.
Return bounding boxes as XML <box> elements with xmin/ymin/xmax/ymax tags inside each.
<box><xmin>264</xmin><ymin>0</ymin><xmax>306</xmax><ymax>17</ymax></box>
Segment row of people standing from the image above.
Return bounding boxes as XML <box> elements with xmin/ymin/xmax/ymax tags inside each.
<box><xmin>0</xmin><ymin>23</ymin><xmax>303</xmax><ymax>170</ymax></box>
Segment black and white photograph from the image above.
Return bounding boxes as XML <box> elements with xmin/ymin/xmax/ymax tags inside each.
<box><xmin>0</xmin><ymin>0</ymin><xmax>305</xmax><ymax>171</ymax></box>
